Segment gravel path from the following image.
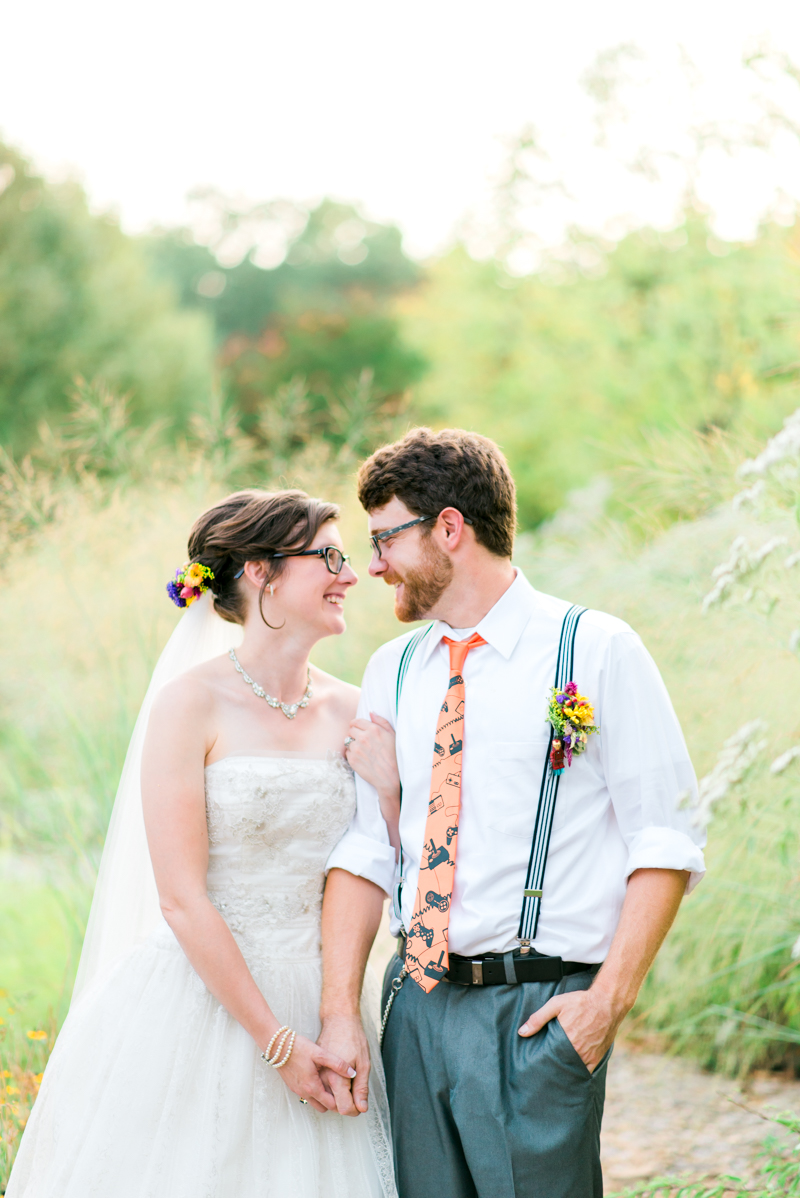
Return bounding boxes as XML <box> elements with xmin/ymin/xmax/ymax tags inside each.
<box><xmin>602</xmin><ymin>1041</ymin><xmax>800</xmax><ymax>1193</ymax></box>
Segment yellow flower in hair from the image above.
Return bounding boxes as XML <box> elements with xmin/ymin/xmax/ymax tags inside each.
<box><xmin>184</xmin><ymin>563</ymin><xmax>205</xmax><ymax>587</ymax></box>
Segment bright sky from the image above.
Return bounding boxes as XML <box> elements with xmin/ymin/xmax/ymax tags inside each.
<box><xmin>3</xmin><ymin>0</ymin><xmax>800</xmax><ymax>258</ymax></box>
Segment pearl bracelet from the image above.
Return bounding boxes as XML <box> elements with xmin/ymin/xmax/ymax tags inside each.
<box><xmin>261</xmin><ymin>1026</ymin><xmax>296</xmax><ymax>1069</ymax></box>
<box><xmin>271</xmin><ymin>1031</ymin><xmax>296</xmax><ymax>1069</ymax></box>
<box><xmin>262</xmin><ymin>1025</ymin><xmax>289</xmax><ymax>1063</ymax></box>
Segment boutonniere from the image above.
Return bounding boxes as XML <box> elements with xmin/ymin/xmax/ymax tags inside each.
<box><xmin>546</xmin><ymin>681</ymin><xmax>598</xmax><ymax>776</ymax></box>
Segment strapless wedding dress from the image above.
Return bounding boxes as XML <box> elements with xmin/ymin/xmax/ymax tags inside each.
<box><xmin>7</xmin><ymin>752</ymin><xmax>396</xmax><ymax>1198</ymax></box>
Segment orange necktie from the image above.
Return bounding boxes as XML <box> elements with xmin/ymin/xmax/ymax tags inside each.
<box><xmin>405</xmin><ymin>632</ymin><xmax>487</xmax><ymax>992</ymax></box>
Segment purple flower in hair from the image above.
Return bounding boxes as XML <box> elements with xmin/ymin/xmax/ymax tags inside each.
<box><xmin>166</xmin><ymin>580</ymin><xmax>186</xmax><ymax>607</ymax></box>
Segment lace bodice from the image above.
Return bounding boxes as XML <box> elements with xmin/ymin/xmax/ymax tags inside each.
<box><xmin>204</xmin><ymin>752</ymin><xmax>356</xmax><ymax>961</ymax></box>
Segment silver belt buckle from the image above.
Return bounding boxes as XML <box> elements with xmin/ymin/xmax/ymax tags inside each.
<box><xmin>471</xmin><ymin>960</ymin><xmax>484</xmax><ymax>985</ymax></box>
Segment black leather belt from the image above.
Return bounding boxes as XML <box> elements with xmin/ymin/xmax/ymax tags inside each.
<box><xmin>398</xmin><ymin>936</ymin><xmax>597</xmax><ymax>987</ymax></box>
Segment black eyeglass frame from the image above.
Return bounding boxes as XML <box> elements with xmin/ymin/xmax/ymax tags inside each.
<box><xmin>369</xmin><ymin>512</ymin><xmax>473</xmax><ymax>559</ymax></box>
<box><xmin>233</xmin><ymin>546</ymin><xmax>351</xmax><ymax>579</ymax></box>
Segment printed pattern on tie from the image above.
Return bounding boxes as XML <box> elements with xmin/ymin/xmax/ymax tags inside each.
<box><xmin>405</xmin><ymin>633</ymin><xmax>487</xmax><ymax>992</ymax></box>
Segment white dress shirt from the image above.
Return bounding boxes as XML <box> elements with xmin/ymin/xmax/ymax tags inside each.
<box><xmin>326</xmin><ymin>570</ymin><xmax>706</xmax><ymax>962</ymax></box>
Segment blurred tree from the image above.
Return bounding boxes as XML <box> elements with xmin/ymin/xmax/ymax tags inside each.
<box><xmin>0</xmin><ymin>142</ymin><xmax>214</xmax><ymax>451</ymax></box>
<box><xmin>401</xmin><ymin>211</ymin><xmax>800</xmax><ymax>528</ymax></box>
<box><xmin>145</xmin><ymin>195</ymin><xmax>426</xmax><ymax>437</ymax></box>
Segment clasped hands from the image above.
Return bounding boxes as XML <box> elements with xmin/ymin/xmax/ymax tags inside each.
<box><xmin>518</xmin><ymin>984</ymin><xmax>626</xmax><ymax>1073</ymax></box>
<box><xmin>314</xmin><ymin>1014</ymin><xmax>372</xmax><ymax>1116</ymax></box>
<box><xmin>272</xmin><ymin>1031</ymin><xmax>357</xmax><ymax>1113</ymax></box>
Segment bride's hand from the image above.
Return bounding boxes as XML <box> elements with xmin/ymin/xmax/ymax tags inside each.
<box><xmin>272</xmin><ymin>1033</ymin><xmax>356</xmax><ymax>1113</ymax></box>
<box><xmin>345</xmin><ymin>715</ymin><xmax>399</xmax><ymax>802</ymax></box>
<box><xmin>344</xmin><ymin>715</ymin><xmax>401</xmax><ymax>844</ymax></box>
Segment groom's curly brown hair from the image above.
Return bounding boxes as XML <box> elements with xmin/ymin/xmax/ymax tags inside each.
<box><xmin>357</xmin><ymin>427</ymin><xmax>517</xmax><ymax>559</ymax></box>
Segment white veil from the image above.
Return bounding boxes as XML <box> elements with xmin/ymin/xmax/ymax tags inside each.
<box><xmin>71</xmin><ymin>592</ymin><xmax>243</xmax><ymax>1006</ymax></box>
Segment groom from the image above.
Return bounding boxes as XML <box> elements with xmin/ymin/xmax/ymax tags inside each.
<box><xmin>320</xmin><ymin>428</ymin><xmax>705</xmax><ymax>1198</ymax></box>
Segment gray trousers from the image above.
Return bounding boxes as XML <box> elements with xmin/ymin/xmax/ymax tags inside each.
<box><xmin>381</xmin><ymin>954</ymin><xmax>611</xmax><ymax>1198</ymax></box>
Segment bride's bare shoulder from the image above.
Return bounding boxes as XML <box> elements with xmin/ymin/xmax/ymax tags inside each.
<box><xmin>309</xmin><ymin>666</ymin><xmax>359</xmax><ymax>720</ymax></box>
<box><xmin>149</xmin><ymin>654</ymin><xmax>233</xmax><ymax>720</ymax></box>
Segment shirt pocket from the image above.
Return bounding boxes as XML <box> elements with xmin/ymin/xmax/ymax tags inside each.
<box><xmin>482</xmin><ymin>739</ymin><xmax>550</xmax><ymax>840</ymax></box>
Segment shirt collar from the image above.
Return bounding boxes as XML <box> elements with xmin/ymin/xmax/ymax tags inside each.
<box><xmin>418</xmin><ymin>568</ymin><xmax>538</xmax><ymax>666</ymax></box>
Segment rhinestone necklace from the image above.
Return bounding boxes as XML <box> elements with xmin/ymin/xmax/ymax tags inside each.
<box><xmin>229</xmin><ymin>649</ymin><xmax>313</xmax><ymax>720</ymax></box>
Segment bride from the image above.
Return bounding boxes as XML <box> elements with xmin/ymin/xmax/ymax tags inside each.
<box><xmin>7</xmin><ymin>488</ymin><xmax>397</xmax><ymax>1198</ymax></box>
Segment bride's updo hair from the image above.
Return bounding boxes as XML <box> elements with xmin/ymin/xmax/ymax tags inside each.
<box><xmin>187</xmin><ymin>489</ymin><xmax>340</xmax><ymax>625</ymax></box>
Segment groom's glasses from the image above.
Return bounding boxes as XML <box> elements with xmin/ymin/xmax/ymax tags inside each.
<box><xmin>370</xmin><ymin>515</ymin><xmax>434</xmax><ymax>559</ymax></box>
<box><xmin>233</xmin><ymin>547</ymin><xmax>351</xmax><ymax>578</ymax></box>
<box><xmin>369</xmin><ymin>513</ymin><xmax>473</xmax><ymax>559</ymax></box>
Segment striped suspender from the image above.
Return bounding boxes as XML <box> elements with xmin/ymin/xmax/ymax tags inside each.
<box><xmin>517</xmin><ymin>604</ymin><xmax>587</xmax><ymax>949</ymax></box>
<box><xmin>395</xmin><ymin>624</ymin><xmax>433</xmax><ymax>716</ymax></box>
<box><xmin>394</xmin><ymin>624</ymin><xmax>433</xmax><ymax>920</ymax></box>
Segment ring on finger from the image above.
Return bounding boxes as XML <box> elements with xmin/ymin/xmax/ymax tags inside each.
<box><xmin>299</xmin><ymin>1098</ymin><xmax>309</xmax><ymax>1105</ymax></box>
<box><xmin>344</xmin><ymin>736</ymin><xmax>354</xmax><ymax>747</ymax></box>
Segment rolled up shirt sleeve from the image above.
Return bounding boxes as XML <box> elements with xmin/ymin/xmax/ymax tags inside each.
<box><xmin>598</xmin><ymin>627</ymin><xmax>706</xmax><ymax>893</ymax></box>
<box><xmin>325</xmin><ymin>646</ymin><xmax>398</xmax><ymax>896</ymax></box>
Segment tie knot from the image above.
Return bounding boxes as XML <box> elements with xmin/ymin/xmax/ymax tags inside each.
<box><xmin>443</xmin><ymin>632</ymin><xmax>487</xmax><ymax>673</ymax></box>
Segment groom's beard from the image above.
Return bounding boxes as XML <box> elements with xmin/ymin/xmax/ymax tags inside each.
<box><xmin>385</xmin><ymin>538</ymin><xmax>454</xmax><ymax>622</ymax></box>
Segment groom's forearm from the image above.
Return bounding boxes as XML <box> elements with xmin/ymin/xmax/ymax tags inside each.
<box><xmin>320</xmin><ymin>868</ymin><xmax>385</xmax><ymax>1018</ymax></box>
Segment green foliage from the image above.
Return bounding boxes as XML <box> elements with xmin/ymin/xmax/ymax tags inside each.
<box><xmin>145</xmin><ymin>196</ymin><xmax>426</xmax><ymax>437</ymax></box>
<box><xmin>0</xmin><ymin>142</ymin><xmax>214</xmax><ymax>452</ymax></box>
<box><xmin>609</xmin><ymin>425</ymin><xmax>754</xmax><ymax>537</ymax></box>
<box><xmin>402</xmin><ymin>214</ymin><xmax>800</xmax><ymax>528</ymax></box>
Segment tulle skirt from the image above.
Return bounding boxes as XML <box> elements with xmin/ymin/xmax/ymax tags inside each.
<box><xmin>7</xmin><ymin>923</ymin><xmax>396</xmax><ymax>1198</ymax></box>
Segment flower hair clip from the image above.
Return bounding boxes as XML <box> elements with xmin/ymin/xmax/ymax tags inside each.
<box><xmin>166</xmin><ymin>561</ymin><xmax>215</xmax><ymax>608</ymax></box>
<box><xmin>546</xmin><ymin>681</ymin><xmax>598</xmax><ymax>776</ymax></box>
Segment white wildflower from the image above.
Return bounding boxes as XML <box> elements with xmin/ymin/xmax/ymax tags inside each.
<box><xmin>684</xmin><ymin>720</ymin><xmax>768</xmax><ymax>828</ymax></box>
<box><xmin>702</xmin><ymin>536</ymin><xmax>787</xmax><ymax>610</ymax></box>
<box><xmin>739</xmin><ymin>407</ymin><xmax>800</xmax><ymax>477</ymax></box>
<box><xmin>771</xmin><ymin>746</ymin><xmax>800</xmax><ymax>775</ymax></box>
<box><xmin>785</xmin><ymin>551</ymin><xmax>800</xmax><ymax>569</ymax></box>
<box><xmin>750</xmin><ymin>536</ymin><xmax>789</xmax><ymax>566</ymax></box>
<box><xmin>732</xmin><ymin>479</ymin><xmax>765</xmax><ymax>511</ymax></box>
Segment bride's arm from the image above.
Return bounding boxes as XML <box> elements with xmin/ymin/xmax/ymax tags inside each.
<box><xmin>141</xmin><ymin>677</ymin><xmax>354</xmax><ymax>1113</ymax></box>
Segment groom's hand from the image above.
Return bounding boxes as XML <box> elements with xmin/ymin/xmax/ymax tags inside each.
<box><xmin>517</xmin><ymin>988</ymin><xmax>624</xmax><ymax>1073</ymax></box>
<box><xmin>317</xmin><ymin>1013</ymin><xmax>371</xmax><ymax>1116</ymax></box>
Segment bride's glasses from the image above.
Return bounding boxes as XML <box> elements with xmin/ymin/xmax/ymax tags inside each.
<box><xmin>271</xmin><ymin>546</ymin><xmax>351</xmax><ymax>575</ymax></box>
<box><xmin>234</xmin><ymin>546</ymin><xmax>351</xmax><ymax>578</ymax></box>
